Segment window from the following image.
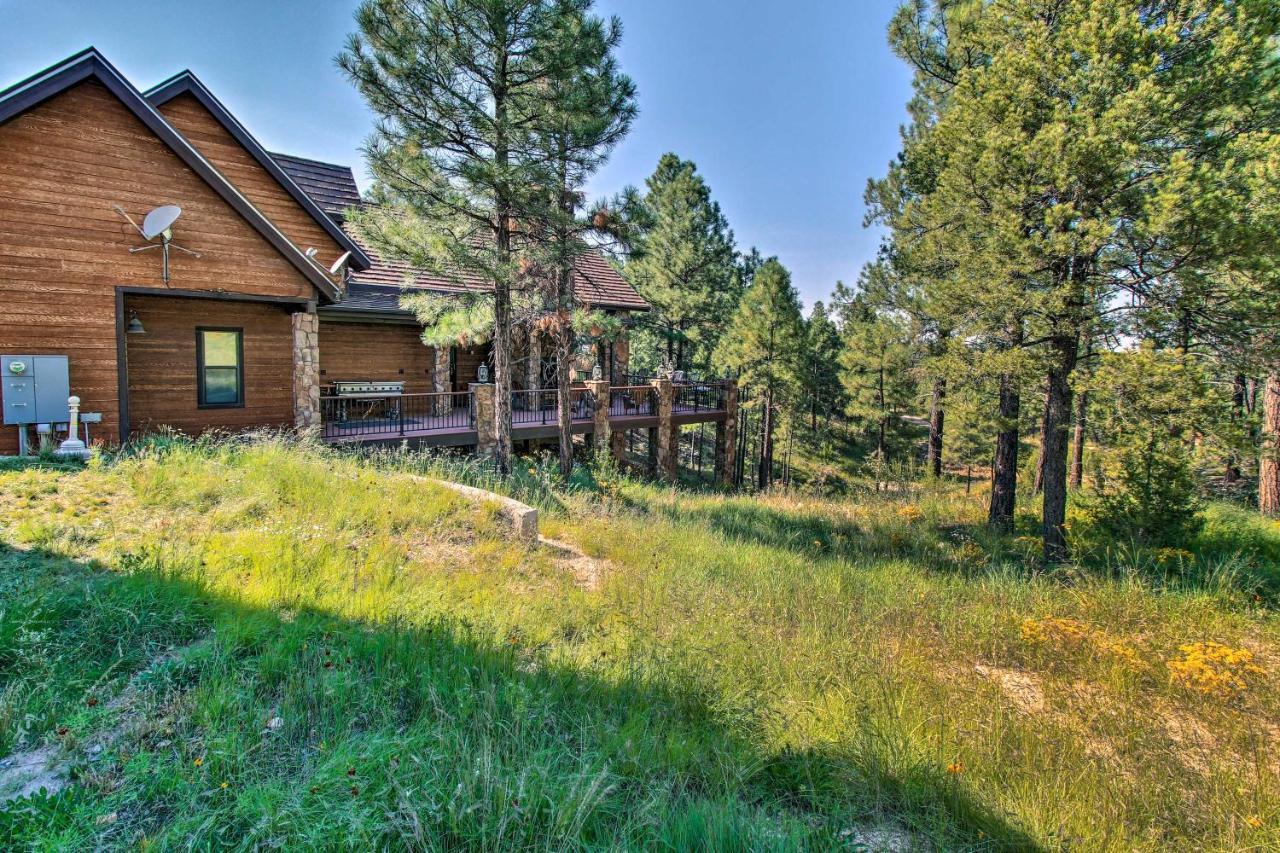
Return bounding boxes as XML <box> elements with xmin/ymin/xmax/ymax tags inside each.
<box><xmin>197</xmin><ymin>328</ymin><xmax>243</xmax><ymax>408</ymax></box>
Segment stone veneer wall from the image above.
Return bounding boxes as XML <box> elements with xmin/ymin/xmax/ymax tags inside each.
<box><xmin>292</xmin><ymin>309</ymin><xmax>321</xmax><ymax>429</ymax></box>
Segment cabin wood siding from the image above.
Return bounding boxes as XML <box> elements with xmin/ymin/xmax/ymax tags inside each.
<box><xmin>318</xmin><ymin>321</ymin><xmax>436</xmax><ymax>394</ymax></box>
<box><xmin>0</xmin><ymin>80</ymin><xmax>318</xmax><ymax>453</ymax></box>
<box><xmin>124</xmin><ymin>294</ymin><xmax>294</xmax><ymax>436</ymax></box>
<box><xmin>455</xmin><ymin>345</ymin><xmax>489</xmax><ymax>390</ymax></box>
<box><xmin>156</xmin><ymin>92</ymin><xmax>348</xmax><ymax>273</ymax></box>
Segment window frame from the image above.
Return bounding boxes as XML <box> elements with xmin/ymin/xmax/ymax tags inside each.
<box><xmin>196</xmin><ymin>326</ymin><xmax>245</xmax><ymax>409</ymax></box>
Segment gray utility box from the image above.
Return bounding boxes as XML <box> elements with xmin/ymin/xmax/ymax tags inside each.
<box><xmin>3</xmin><ymin>355</ymin><xmax>71</xmax><ymax>425</ymax></box>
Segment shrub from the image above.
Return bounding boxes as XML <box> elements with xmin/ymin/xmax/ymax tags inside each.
<box><xmin>1080</xmin><ymin>344</ymin><xmax>1218</xmax><ymax>548</ymax></box>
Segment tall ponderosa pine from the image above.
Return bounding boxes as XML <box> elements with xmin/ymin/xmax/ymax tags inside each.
<box><xmin>624</xmin><ymin>154</ymin><xmax>739</xmax><ymax>374</ymax></box>
<box><xmin>882</xmin><ymin>0</ymin><xmax>1280</xmax><ymax>559</ymax></box>
<box><xmin>714</xmin><ymin>259</ymin><xmax>805</xmax><ymax>489</ymax></box>
<box><xmin>801</xmin><ymin>301</ymin><xmax>844</xmax><ymax>432</ymax></box>
<box><xmin>837</xmin><ymin>288</ymin><xmax>916</xmax><ymax>466</ymax></box>
<box><xmin>341</xmin><ymin>0</ymin><xmax>620</xmax><ymax>476</ymax></box>
<box><xmin>532</xmin><ymin>10</ymin><xmax>636</xmax><ymax>478</ymax></box>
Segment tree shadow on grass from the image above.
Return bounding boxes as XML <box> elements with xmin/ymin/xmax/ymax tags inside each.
<box><xmin>0</xmin><ymin>541</ymin><xmax>1042</xmax><ymax>850</ymax></box>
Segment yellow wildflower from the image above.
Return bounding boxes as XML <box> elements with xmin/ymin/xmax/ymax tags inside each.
<box><xmin>1245</xmin><ymin>815</ymin><xmax>1263</xmax><ymax>829</ymax></box>
<box><xmin>1167</xmin><ymin>641</ymin><xmax>1265</xmax><ymax>698</ymax></box>
<box><xmin>193</xmin><ymin>757</ymin><xmax>204</xmax><ymax>768</ymax></box>
<box><xmin>1021</xmin><ymin>617</ymin><xmax>1144</xmax><ymax>668</ymax></box>
<box><xmin>897</xmin><ymin>504</ymin><xmax>924</xmax><ymax>524</ymax></box>
<box><xmin>946</xmin><ymin>761</ymin><xmax>964</xmax><ymax>775</ymax></box>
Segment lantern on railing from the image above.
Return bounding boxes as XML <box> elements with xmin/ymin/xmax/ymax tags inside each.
<box><xmin>477</xmin><ymin>363</ymin><xmax>490</xmax><ymax>383</ymax></box>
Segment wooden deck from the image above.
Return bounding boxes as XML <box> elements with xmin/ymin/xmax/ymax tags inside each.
<box><xmin>321</xmin><ymin>402</ymin><xmax>727</xmax><ymax>448</ymax></box>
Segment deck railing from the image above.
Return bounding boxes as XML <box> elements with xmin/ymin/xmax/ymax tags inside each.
<box><xmin>511</xmin><ymin>388</ymin><xmax>595</xmax><ymax>425</ymax></box>
<box><xmin>673</xmin><ymin>381</ymin><xmax>725</xmax><ymax>413</ymax></box>
<box><xmin>320</xmin><ymin>391</ymin><xmax>473</xmax><ymax>439</ymax></box>
<box><xmin>608</xmin><ymin>385</ymin><xmax>657</xmax><ymax>418</ymax></box>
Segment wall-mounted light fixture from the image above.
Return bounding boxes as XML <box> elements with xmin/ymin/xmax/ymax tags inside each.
<box><xmin>126</xmin><ymin>310</ymin><xmax>146</xmax><ymax>334</ymax></box>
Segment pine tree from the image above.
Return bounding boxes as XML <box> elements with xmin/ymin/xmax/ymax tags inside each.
<box><xmin>838</xmin><ymin>289</ymin><xmax>915</xmax><ymax>466</ymax></box>
<box><xmin>801</xmin><ymin>301</ymin><xmax>844</xmax><ymax>433</ymax></box>
<box><xmin>340</xmin><ymin>0</ymin><xmax>624</xmax><ymax>476</ymax></box>
<box><xmin>531</xmin><ymin>10</ymin><xmax>636</xmax><ymax>478</ymax></box>
<box><xmin>714</xmin><ymin>259</ymin><xmax>805</xmax><ymax>489</ymax></box>
<box><xmin>881</xmin><ymin>0</ymin><xmax>1280</xmax><ymax>560</ymax></box>
<box><xmin>624</xmin><ymin>154</ymin><xmax>739</xmax><ymax>374</ymax></box>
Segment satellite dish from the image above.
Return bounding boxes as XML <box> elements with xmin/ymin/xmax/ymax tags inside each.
<box><xmin>114</xmin><ymin>203</ymin><xmax>201</xmax><ymax>286</ymax></box>
<box><xmin>329</xmin><ymin>251</ymin><xmax>353</xmax><ymax>276</ymax></box>
<box><xmin>141</xmin><ymin>205</ymin><xmax>182</xmax><ymax>240</ymax></box>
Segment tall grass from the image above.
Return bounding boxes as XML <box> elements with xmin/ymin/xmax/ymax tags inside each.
<box><xmin>1</xmin><ymin>435</ymin><xmax>1277</xmax><ymax>850</ymax></box>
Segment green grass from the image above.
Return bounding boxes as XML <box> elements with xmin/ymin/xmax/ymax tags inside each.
<box><xmin>1</xmin><ymin>436</ymin><xmax>1278</xmax><ymax>850</ymax></box>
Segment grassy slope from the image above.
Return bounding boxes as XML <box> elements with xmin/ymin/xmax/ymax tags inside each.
<box><xmin>1</xmin><ymin>439</ymin><xmax>1278</xmax><ymax>850</ymax></box>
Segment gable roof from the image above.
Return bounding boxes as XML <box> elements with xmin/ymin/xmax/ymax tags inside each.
<box><xmin>0</xmin><ymin>48</ymin><xmax>344</xmax><ymax>302</ymax></box>
<box><xmin>271</xmin><ymin>153</ymin><xmax>364</xmax><ymax>218</ymax></box>
<box><xmin>144</xmin><ymin>71</ymin><xmax>370</xmax><ymax>272</ymax></box>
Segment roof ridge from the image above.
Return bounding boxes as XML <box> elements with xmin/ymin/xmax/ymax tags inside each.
<box><xmin>143</xmin><ymin>71</ymin><xmax>370</xmax><ymax>271</ymax></box>
<box><xmin>0</xmin><ymin>48</ymin><xmax>344</xmax><ymax>302</ymax></box>
<box><xmin>269</xmin><ymin>150</ymin><xmax>355</xmax><ymax>171</ymax></box>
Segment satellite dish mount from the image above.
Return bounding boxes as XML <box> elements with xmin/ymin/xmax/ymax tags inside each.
<box><xmin>114</xmin><ymin>204</ymin><xmax>202</xmax><ymax>285</ymax></box>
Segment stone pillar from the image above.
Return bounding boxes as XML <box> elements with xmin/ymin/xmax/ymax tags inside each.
<box><xmin>585</xmin><ymin>378</ymin><xmax>611</xmax><ymax>457</ymax></box>
<box><xmin>715</xmin><ymin>380</ymin><xmax>740</xmax><ymax>487</ymax></box>
<box><xmin>471</xmin><ymin>382</ymin><xmax>496</xmax><ymax>457</ymax></box>
<box><xmin>647</xmin><ymin>427</ymin><xmax>658</xmax><ymax>477</ymax></box>
<box><xmin>651</xmin><ymin>377</ymin><xmax>676</xmax><ymax>483</ymax></box>
<box><xmin>610</xmin><ymin>430</ymin><xmax>627</xmax><ymax>464</ymax></box>
<box><xmin>291</xmin><ymin>306</ymin><xmax>321</xmax><ymax>430</ymax></box>
<box><xmin>433</xmin><ymin>346</ymin><xmax>452</xmax><ymax>416</ymax></box>
<box><xmin>613</xmin><ymin>333</ymin><xmax>630</xmax><ymax>382</ymax></box>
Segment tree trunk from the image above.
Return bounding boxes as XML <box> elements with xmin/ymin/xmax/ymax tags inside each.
<box><xmin>1033</xmin><ymin>388</ymin><xmax>1049</xmax><ymax>495</ymax></box>
<box><xmin>1260</xmin><ymin>372</ymin><xmax>1280</xmax><ymax>516</ymax></box>
<box><xmin>989</xmin><ymin>373</ymin><xmax>1020</xmax><ymax>530</ymax></box>
<box><xmin>1226</xmin><ymin>373</ymin><xmax>1246</xmax><ymax>485</ymax></box>
<box><xmin>877</xmin><ymin>363</ymin><xmax>887</xmax><ymax>461</ymax></box>
<box><xmin>556</xmin><ymin>320</ymin><xmax>574</xmax><ymax>479</ymax></box>
<box><xmin>1069</xmin><ymin>387</ymin><xmax>1088</xmax><ymax>489</ymax></box>
<box><xmin>759</xmin><ymin>386</ymin><xmax>775</xmax><ymax>490</ymax></box>
<box><xmin>1042</xmin><ymin>339</ymin><xmax>1078</xmax><ymax>563</ymax></box>
<box><xmin>927</xmin><ymin>376</ymin><xmax>946</xmax><ymax>478</ymax></box>
<box><xmin>492</xmin><ymin>80</ymin><xmax>513</xmax><ymax>477</ymax></box>
<box><xmin>492</xmin><ymin>252</ymin><xmax>514</xmax><ymax>476</ymax></box>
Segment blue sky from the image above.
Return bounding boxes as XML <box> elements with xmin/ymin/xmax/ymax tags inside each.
<box><xmin>0</xmin><ymin>0</ymin><xmax>912</xmax><ymax>309</ymax></box>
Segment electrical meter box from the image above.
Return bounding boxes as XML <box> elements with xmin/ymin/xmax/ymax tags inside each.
<box><xmin>2</xmin><ymin>355</ymin><xmax>71</xmax><ymax>425</ymax></box>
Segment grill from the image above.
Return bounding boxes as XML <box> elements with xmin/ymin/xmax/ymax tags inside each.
<box><xmin>330</xmin><ymin>380</ymin><xmax>405</xmax><ymax>397</ymax></box>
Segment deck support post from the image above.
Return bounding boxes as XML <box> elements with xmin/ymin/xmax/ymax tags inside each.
<box><xmin>651</xmin><ymin>377</ymin><xmax>677</xmax><ymax>483</ymax></box>
<box><xmin>471</xmin><ymin>382</ymin><xmax>497</xmax><ymax>458</ymax></box>
<box><xmin>715</xmin><ymin>380</ymin><xmax>739</xmax><ymax>487</ymax></box>
<box><xmin>585</xmin><ymin>378</ymin><xmax>611</xmax><ymax>459</ymax></box>
<box><xmin>291</xmin><ymin>305</ymin><xmax>321</xmax><ymax>430</ymax></box>
<box><xmin>610</xmin><ymin>430</ymin><xmax>626</xmax><ymax>464</ymax></box>
<box><xmin>432</xmin><ymin>347</ymin><xmax>452</xmax><ymax>416</ymax></box>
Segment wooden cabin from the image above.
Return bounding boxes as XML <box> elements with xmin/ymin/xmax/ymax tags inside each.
<box><xmin>0</xmin><ymin>48</ymin><xmax>650</xmax><ymax>455</ymax></box>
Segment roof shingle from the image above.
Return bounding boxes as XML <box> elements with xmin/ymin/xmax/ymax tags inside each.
<box><xmin>271</xmin><ymin>152</ymin><xmax>364</xmax><ymax>218</ymax></box>
<box><xmin>271</xmin><ymin>152</ymin><xmax>648</xmax><ymax>313</ymax></box>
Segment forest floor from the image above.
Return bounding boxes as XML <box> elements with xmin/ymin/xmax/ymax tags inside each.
<box><xmin>1</xmin><ymin>437</ymin><xmax>1278</xmax><ymax>850</ymax></box>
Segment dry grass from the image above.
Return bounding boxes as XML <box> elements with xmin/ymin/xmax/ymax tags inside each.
<box><xmin>1</xmin><ymin>436</ymin><xmax>1278</xmax><ymax>849</ymax></box>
